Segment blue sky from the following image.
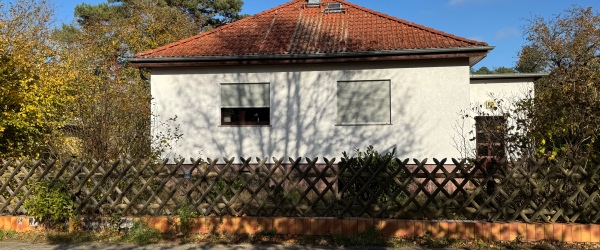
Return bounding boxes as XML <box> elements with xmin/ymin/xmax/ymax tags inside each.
<box><xmin>56</xmin><ymin>0</ymin><xmax>599</xmax><ymax>69</ymax></box>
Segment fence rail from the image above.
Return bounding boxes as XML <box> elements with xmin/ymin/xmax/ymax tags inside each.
<box><xmin>0</xmin><ymin>157</ymin><xmax>598</xmax><ymax>223</ymax></box>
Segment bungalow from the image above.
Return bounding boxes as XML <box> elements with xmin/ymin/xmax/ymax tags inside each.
<box><xmin>129</xmin><ymin>0</ymin><xmax>536</xmax><ymax>162</ymax></box>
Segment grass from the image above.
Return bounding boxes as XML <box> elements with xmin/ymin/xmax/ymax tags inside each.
<box><xmin>120</xmin><ymin>220</ymin><xmax>161</xmax><ymax>244</ymax></box>
<box><xmin>0</xmin><ymin>230</ymin><xmax>16</xmax><ymax>241</ymax></box>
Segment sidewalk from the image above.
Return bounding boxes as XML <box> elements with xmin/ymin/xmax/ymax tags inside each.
<box><xmin>0</xmin><ymin>241</ymin><xmax>432</xmax><ymax>250</ymax></box>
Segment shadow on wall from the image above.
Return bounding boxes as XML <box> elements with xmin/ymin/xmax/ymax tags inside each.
<box><xmin>156</xmin><ymin>9</ymin><xmax>431</xmax><ymax>163</ymax></box>
<box><xmin>164</xmin><ymin>65</ymin><xmax>425</xmax><ymax>163</ymax></box>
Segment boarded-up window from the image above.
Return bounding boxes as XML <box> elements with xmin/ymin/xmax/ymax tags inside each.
<box><xmin>337</xmin><ymin>80</ymin><xmax>391</xmax><ymax>125</ymax></box>
<box><xmin>221</xmin><ymin>83</ymin><xmax>270</xmax><ymax>125</ymax></box>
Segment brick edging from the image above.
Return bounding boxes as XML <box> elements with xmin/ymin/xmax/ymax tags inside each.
<box><xmin>2</xmin><ymin>216</ymin><xmax>598</xmax><ymax>243</ymax></box>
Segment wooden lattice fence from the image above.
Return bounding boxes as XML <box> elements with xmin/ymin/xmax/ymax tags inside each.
<box><xmin>0</xmin><ymin>157</ymin><xmax>598</xmax><ymax>223</ymax></box>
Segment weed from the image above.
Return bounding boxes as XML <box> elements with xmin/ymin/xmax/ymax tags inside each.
<box><xmin>430</xmin><ymin>236</ymin><xmax>453</xmax><ymax>248</ymax></box>
<box><xmin>473</xmin><ymin>239</ymin><xmax>488</xmax><ymax>249</ymax></box>
<box><xmin>534</xmin><ymin>241</ymin><xmax>558</xmax><ymax>250</ymax></box>
<box><xmin>0</xmin><ymin>229</ymin><xmax>16</xmax><ymax>241</ymax></box>
<box><xmin>501</xmin><ymin>235</ymin><xmax>530</xmax><ymax>250</ymax></box>
<box><xmin>109</xmin><ymin>213</ymin><xmax>122</xmax><ymax>231</ymax></box>
<box><xmin>388</xmin><ymin>237</ymin><xmax>416</xmax><ymax>248</ymax></box>
<box><xmin>414</xmin><ymin>233</ymin><xmax>461</xmax><ymax>248</ymax></box>
<box><xmin>69</xmin><ymin>216</ymin><xmax>83</xmax><ymax>232</ymax></box>
<box><xmin>197</xmin><ymin>230</ymin><xmax>249</xmax><ymax>244</ymax></box>
<box><xmin>515</xmin><ymin>234</ymin><xmax>524</xmax><ymax>243</ymax></box>
<box><xmin>176</xmin><ymin>200</ymin><xmax>197</xmax><ymax>236</ymax></box>
<box><xmin>294</xmin><ymin>235</ymin><xmax>335</xmax><ymax>246</ymax></box>
<box><xmin>120</xmin><ymin>220</ymin><xmax>160</xmax><ymax>244</ymax></box>
<box><xmin>252</xmin><ymin>229</ymin><xmax>277</xmax><ymax>241</ymax></box>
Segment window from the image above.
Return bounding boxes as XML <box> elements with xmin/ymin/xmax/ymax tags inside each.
<box><xmin>475</xmin><ymin>116</ymin><xmax>506</xmax><ymax>159</ymax></box>
<box><xmin>221</xmin><ymin>83</ymin><xmax>270</xmax><ymax>125</ymax></box>
<box><xmin>336</xmin><ymin>80</ymin><xmax>391</xmax><ymax>125</ymax></box>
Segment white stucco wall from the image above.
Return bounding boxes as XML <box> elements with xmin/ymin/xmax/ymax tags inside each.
<box><xmin>151</xmin><ymin>59</ymin><xmax>471</xmax><ymax>163</ymax></box>
<box><xmin>470</xmin><ymin>78</ymin><xmax>534</xmax><ymax>115</ymax></box>
<box><xmin>465</xmin><ymin>76</ymin><xmax>536</xmax><ymax>158</ymax></box>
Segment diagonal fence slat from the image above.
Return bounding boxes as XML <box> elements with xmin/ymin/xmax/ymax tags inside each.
<box><xmin>0</xmin><ymin>157</ymin><xmax>598</xmax><ymax>223</ymax></box>
<box><xmin>10</xmin><ymin>160</ymin><xmax>57</xmax><ymax>214</ymax></box>
<box><xmin>3</xmin><ymin>161</ymin><xmax>37</xmax><ymax>214</ymax></box>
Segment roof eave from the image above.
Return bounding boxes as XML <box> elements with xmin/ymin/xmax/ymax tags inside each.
<box><xmin>128</xmin><ymin>46</ymin><xmax>494</xmax><ymax>68</ymax></box>
<box><xmin>470</xmin><ymin>73</ymin><xmax>549</xmax><ymax>80</ymax></box>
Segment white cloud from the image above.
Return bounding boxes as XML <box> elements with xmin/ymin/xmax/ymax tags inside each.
<box><xmin>495</xmin><ymin>27</ymin><xmax>520</xmax><ymax>40</ymax></box>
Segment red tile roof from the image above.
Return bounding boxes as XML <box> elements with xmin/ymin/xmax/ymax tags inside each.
<box><xmin>135</xmin><ymin>0</ymin><xmax>488</xmax><ymax>59</ymax></box>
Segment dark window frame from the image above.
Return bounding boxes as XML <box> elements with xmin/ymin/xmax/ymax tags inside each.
<box><xmin>221</xmin><ymin>107</ymin><xmax>270</xmax><ymax>126</ymax></box>
<box><xmin>220</xmin><ymin>83</ymin><xmax>270</xmax><ymax>126</ymax></box>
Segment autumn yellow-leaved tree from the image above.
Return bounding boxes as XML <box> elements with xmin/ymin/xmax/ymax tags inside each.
<box><xmin>53</xmin><ymin>0</ymin><xmax>244</xmax><ymax>160</ymax></box>
<box><xmin>522</xmin><ymin>7</ymin><xmax>600</xmax><ymax>162</ymax></box>
<box><xmin>0</xmin><ymin>0</ymin><xmax>76</xmax><ymax>159</ymax></box>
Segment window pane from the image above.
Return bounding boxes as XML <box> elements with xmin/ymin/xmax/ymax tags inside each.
<box><xmin>221</xmin><ymin>107</ymin><xmax>270</xmax><ymax>125</ymax></box>
<box><xmin>243</xmin><ymin>108</ymin><xmax>270</xmax><ymax>123</ymax></box>
<box><xmin>337</xmin><ymin>80</ymin><xmax>391</xmax><ymax>124</ymax></box>
<box><xmin>221</xmin><ymin>108</ymin><xmax>240</xmax><ymax>124</ymax></box>
<box><xmin>221</xmin><ymin>83</ymin><xmax>270</xmax><ymax>108</ymax></box>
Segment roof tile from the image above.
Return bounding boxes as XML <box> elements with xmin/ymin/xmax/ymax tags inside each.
<box><xmin>135</xmin><ymin>0</ymin><xmax>488</xmax><ymax>58</ymax></box>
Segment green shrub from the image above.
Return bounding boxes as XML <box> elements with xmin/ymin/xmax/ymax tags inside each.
<box><xmin>121</xmin><ymin>220</ymin><xmax>161</xmax><ymax>244</ymax></box>
<box><xmin>341</xmin><ymin>146</ymin><xmax>405</xmax><ymax>204</ymax></box>
<box><xmin>24</xmin><ymin>180</ymin><xmax>74</xmax><ymax>225</ymax></box>
<box><xmin>211</xmin><ymin>178</ymin><xmax>243</xmax><ymax>200</ymax></box>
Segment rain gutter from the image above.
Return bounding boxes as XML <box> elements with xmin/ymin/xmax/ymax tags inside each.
<box><xmin>127</xmin><ymin>46</ymin><xmax>495</xmax><ymax>67</ymax></box>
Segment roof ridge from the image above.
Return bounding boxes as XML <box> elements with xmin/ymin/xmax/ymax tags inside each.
<box><xmin>135</xmin><ymin>0</ymin><xmax>299</xmax><ymax>58</ymax></box>
<box><xmin>340</xmin><ymin>0</ymin><xmax>487</xmax><ymax>46</ymax></box>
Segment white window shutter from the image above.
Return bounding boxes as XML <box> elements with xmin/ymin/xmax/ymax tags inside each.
<box><xmin>337</xmin><ymin>80</ymin><xmax>391</xmax><ymax>124</ymax></box>
<box><xmin>221</xmin><ymin>83</ymin><xmax>270</xmax><ymax>108</ymax></box>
